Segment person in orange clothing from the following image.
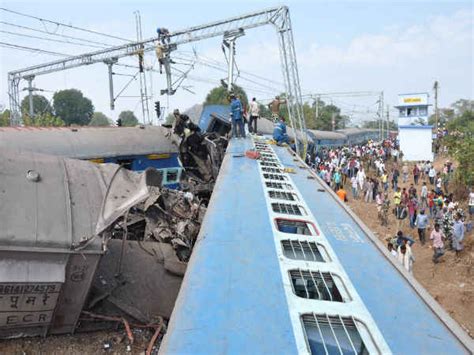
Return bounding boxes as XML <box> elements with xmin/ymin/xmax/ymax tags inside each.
<box><xmin>336</xmin><ymin>186</ymin><xmax>348</xmax><ymax>202</ymax></box>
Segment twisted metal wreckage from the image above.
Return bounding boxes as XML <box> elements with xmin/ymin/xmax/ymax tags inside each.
<box><xmin>0</xmin><ymin>124</ymin><xmax>228</xmax><ymax>341</ymax></box>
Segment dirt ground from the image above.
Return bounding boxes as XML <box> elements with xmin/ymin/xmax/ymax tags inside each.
<box><xmin>0</xmin><ymin>328</ymin><xmax>159</xmax><ymax>354</ymax></box>
<box><xmin>345</xmin><ymin>156</ymin><xmax>474</xmax><ymax>338</ymax></box>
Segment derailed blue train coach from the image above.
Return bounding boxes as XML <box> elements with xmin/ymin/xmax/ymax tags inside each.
<box><xmin>0</xmin><ymin>125</ymin><xmax>182</xmax><ymax>188</ymax></box>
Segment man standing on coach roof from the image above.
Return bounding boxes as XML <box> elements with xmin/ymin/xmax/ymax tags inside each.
<box><xmin>230</xmin><ymin>93</ymin><xmax>245</xmax><ymax>138</ymax></box>
<box><xmin>248</xmin><ymin>97</ymin><xmax>259</xmax><ymax>133</ymax></box>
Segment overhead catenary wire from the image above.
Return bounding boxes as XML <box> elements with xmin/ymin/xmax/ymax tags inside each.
<box><xmin>0</xmin><ymin>21</ymin><xmax>113</xmax><ymax>47</ymax></box>
<box><xmin>0</xmin><ymin>41</ymin><xmax>72</xmax><ymax>57</ymax></box>
<box><xmin>0</xmin><ymin>29</ymin><xmax>106</xmax><ymax>49</ymax></box>
<box><xmin>0</xmin><ymin>7</ymin><xmax>132</xmax><ymax>43</ymax></box>
<box><xmin>172</xmin><ymin>54</ymin><xmax>284</xmax><ymax>93</ymax></box>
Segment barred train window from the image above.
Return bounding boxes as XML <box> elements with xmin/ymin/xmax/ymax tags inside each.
<box><xmin>268</xmin><ymin>190</ymin><xmax>296</xmax><ymax>201</ymax></box>
<box><xmin>289</xmin><ymin>270</ymin><xmax>344</xmax><ymax>302</ymax></box>
<box><xmin>271</xmin><ymin>203</ymin><xmax>304</xmax><ymax>216</ymax></box>
<box><xmin>264</xmin><ymin>173</ymin><xmax>287</xmax><ymax>181</ymax></box>
<box><xmin>302</xmin><ymin>314</ymin><xmax>371</xmax><ymax>355</ymax></box>
<box><xmin>265</xmin><ymin>182</ymin><xmax>293</xmax><ymax>190</ymax></box>
<box><xmin>259</xmin><ymin>161</ymin><xmax>280</xmax><ymax>167</ymax></box>
<box><xmin>281</xmin><ymin>240</ymin><xmax>325</xmax><ymax>261</ymax></box>
<box><xmin>262</xmin><ymin>167</ymin><xmax>282</xmax><ymax>173</ymax></box>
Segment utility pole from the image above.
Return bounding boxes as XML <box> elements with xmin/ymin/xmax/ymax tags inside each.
<box><xmin>135</xmin><ymin>11</ymin><xmax>151</xmax><ymax>125</ymax></box>
<box><xmin>386</xmin><ymin>104</ymin><xmax>390</xmax><ymax>138</ymax></box>
<box><xmin>104</xmin><ymin>58</ymin><xmax>118</xmax><ymax>110</ymax></box>
<box><xmin>223</xmin><ymin>29</ymin><xmax>244</xmax><ymax>93</ymax></box>
<box><xmin>23</xmin><ymin>75</ymin><xmax>43</xmax><ymax>119</ymax></box>
<box><xmin>331</xmin><ymin>112</ymin><xmax>336</xmax><ymax>131</ymax></box>
<box><xmin>433</xmin><ymin>81</ymin><xmax>439</xmax><ymax>131</ymax></box>
<box><xmin>314</xmin><ymin>95</ymin><xmax>319</xmax><ymax>127</ymax></box>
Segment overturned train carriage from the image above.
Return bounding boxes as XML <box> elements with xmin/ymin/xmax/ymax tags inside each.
<box><xmin>0</xmin><ymin>126</ymin><xmax>182</xmax><ymax>187</ymax></box>
<box><xmin>0</xmin><ymin>150</ymin><xmax>163</xmax><ymax>338</ymax></box>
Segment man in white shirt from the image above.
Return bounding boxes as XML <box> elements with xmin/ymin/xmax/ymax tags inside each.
<box><xmin>248</xmin><ymin>97</ymin><xmax>260</xmax><ymax>133</ymax></box>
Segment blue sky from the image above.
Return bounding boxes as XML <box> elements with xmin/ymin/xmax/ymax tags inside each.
<box><xmin>1</xmin><ymin>0</ymin><xmax>472</xmax><ymax>124</ymax></box>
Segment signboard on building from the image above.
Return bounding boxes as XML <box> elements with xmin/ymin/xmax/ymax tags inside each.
<box><xmin>397</xmin><ymin>93</ymin><xmax>429</xmax><ymax>107</ymax></box>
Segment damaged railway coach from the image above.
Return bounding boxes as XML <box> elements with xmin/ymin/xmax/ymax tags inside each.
<box><xmin>0</xmin><ymin>126</ymin><xmax>182</xmax><ymax>188</ymax></box>
<box><xmin>0</xmin><ymin>149</ymin><xmax>202</xmax><ymax>338</ymax></box>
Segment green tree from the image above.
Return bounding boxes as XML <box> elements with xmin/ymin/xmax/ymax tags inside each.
<box><xmin>89</xmin><ymin>112</ymin><xmax>111</xmax><ymax>126</ymax></box>
<box><xmin>443</xmin><ymin>110</ymin><xmax>474</xmax><ymax>187</ymax></box>
<box><xmin>428</xmin><ymin>108</ymin><xmax>455</xmax><ymax>126</ymax></box>
<box><xmin>204</xmin><ymin>84</ymin><xmax>248</xmax><ymax>109</ymax></box>
<box><xmin>311</xmin><ymin>100</ymin><xmax>350</xmax><ymax>130</ymax></box>
<box><xmin>118</xmin><ymin>110</ymin><xmax>139</xmax><ymax>126</ymax></box>
<box><xmin>451</xmin><ymin>99</ymin><xmax>474</xmax><ymax>115</ymax></box>
<box><xmin>0</xmin><ymin>109</ymin><xmax>11</xmax><ymax>126</ymax></box>
<box><xmin>23</xmin><ymin>112</ymin><xmax>64</xmax><ymax>127</ymax></box>
<box><xmin>20</xmin><ymin>95</ymin><xmax>52</xmax><ymax>116</ymax></box>
<box><xmin>53</xmin><ymin>89</ymin><xmax>94</xmax><ymax>126</ymax></box>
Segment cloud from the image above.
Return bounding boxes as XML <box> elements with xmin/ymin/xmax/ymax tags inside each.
<box><xmin>301</xmin><ymin>9</ymin><xmax>472</xmax><ymax>69</ymax></box>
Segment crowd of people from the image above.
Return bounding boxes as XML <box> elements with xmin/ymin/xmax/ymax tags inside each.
<box><xmin>309</xmin><ymin>138</ymin><xmax>471</xmax><ymax>273</ymax></box>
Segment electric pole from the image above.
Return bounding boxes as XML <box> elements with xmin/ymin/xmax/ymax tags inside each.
<box><xmin>433</xmin><ymin>81</ymin><xmax>439</xmax><ymax>132</ymax></box>
<box><xmin>314</xmin><ymin>95</ymin><xmax>319</xmax><ymax>128</ymax></box>
<box><xmin>386</xmin><ymin>104</ymin><xmax>390</xmax><ymax>138</ymax></box>
<box><xmin>23</xmin><ymin>75</ymin><xmax>43</xmax><ymax>118</ymax></box>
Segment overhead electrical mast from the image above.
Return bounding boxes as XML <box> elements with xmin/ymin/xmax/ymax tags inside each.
<box><xmin>7</xmin><ymin>6</ymin><xmax>307</xmax><ymax>156</ymax></box>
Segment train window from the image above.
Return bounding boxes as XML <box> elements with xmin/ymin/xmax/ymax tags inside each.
<box><xmin>262</xmin><ymin>167</ymin><xmax>282</xmax><ymax>173</ymax></box>
<box><xmin>271</xmin><ymin>203</ymin><xmax>304</xmax><ymax>216</ymax></box>
<box><xmin>281</xmin><ymin>240</ymin><xmax>325</xmax><ymax>262</ymax></box>
<box><xmin>289</xmin><ymin>270</ymin><xmax>345</xmax><ymax>302</ymax></box>
<box><xmin>264</xmin><ymin>173</ymin><xmax>287</xmax><ymax>181</ymax></box>
<box><xmin>276</xmin><ymin>219</ymin><xmax>312</xmax><ymax>235</ymax></box>
<box><xmin>117</xmin><ymin>158</ymin><xmax>133</xmax><ymax>170</ymax></box>
<box><xmin>265</xmin><ymin>182</ymin><xmax>293</xmax><ymax>190</ymax></box>
<box><xmin>268</xmin><ymin>190</ymin><xmax>296</xmax><ymax>201</ymax></box>
<box><xmin>166</xmin><ymin>170</ymin><xmax>179</xmax><ymax>183</ymax></box>
<box><xmin>259</xmin><ymin>161</ymin><xmax>280</xmax><ymax>168</ymax></box>
<box><xmin>301</xmin><ymin>314</ymin><xmax>371</xmax><ymax>355</ymax></box>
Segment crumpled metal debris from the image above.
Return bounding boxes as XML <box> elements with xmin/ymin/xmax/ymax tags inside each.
<box><xmin>103</xmin><ymin>186</ymin><xmax>206</xmax><ymax>263</ymax></box>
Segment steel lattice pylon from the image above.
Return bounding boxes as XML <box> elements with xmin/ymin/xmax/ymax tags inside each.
<box><xmin>7</xmin><ymin>6</ymin><xmax>307</xmax><ymax>156</ymax></box>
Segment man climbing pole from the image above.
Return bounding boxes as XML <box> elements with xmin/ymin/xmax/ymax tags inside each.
<box><xmin>268</xmin><ymin>95</ymin><xmax>286</xmax><ymax>120</ymax></box>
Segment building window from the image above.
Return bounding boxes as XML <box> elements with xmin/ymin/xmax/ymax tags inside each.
<box><xmin>272</xmin><ymin>203</ymin><xmax>304</xmax><ymax>215</ymax></box>
<box><xmin>281</xmin><ymin>240</ymin><xmax>326</xmax><ymax>261</ymax></box>
<box><xmin>289</xmin><ymin>270</ymin><xmax>345</xmax><ymax>301</ymax></box>
<box><xmin>418</xmin><ymin>107</ymin><xmax>427</xmax><ymax>116</ymax></box>
<box><xmin>276</xmin><ymin>219</ymin><xmax>313</xmax><ymax>235</ymax></box>
<box><xmin>301</xmin><ymin>314</ymin><xmax>371</xmax><ymax>355</ymax></box>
